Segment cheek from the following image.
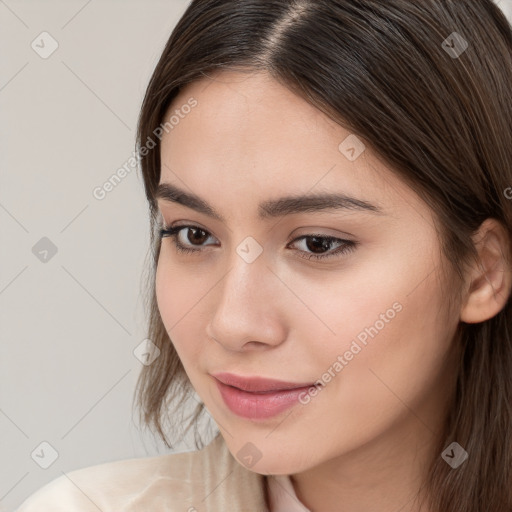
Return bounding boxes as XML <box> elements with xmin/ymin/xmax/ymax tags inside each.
<box><xmin>155</xmin><ymin>250</ymin><xmax>206</xmax><ymax>362</ymax></box>
<box><xmin>292</xmin><ymin>245</ymin><xmax>454</xmax><ymax>422</ymax></box>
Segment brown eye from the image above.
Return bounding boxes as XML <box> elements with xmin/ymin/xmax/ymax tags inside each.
<box><xmin>159</xmin><ymin>224</ymin><xmax>217</xmax><ymax>255</ymax></box>
<box><xmin>186</xmin><ymin>227</ymin><xmax>210</xmax><ymax>245</ymax></box>
<box><xmin>289</xmin><ymin>235</ymin><xmax>357</xmax><ymax>261</ymax></box>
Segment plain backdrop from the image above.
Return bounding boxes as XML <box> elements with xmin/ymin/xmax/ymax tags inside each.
<box><xmin>0</xmin><ymin>2</ymin><xmax>204</xmax><ymax>511</ymax></box>
<box><xmin>1</xmin><ymin>0</ymin><xmax>511</xmax><ymax>510</ymax></box>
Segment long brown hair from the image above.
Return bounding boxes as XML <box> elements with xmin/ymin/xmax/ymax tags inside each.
<box><xmin>132</xmin><ymin>1</ymin><xmax>512</xmax><ymax>510</ymax></box>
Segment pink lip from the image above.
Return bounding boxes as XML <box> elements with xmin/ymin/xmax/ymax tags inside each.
<box><xmin>211</xmin><ymin>372</ymin><xmax>316</xmax><ymax>420</ymax></box>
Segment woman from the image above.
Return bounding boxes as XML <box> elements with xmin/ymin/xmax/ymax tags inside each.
<box><xmin>16</xmin><ymin>0</ymin><xmax>512</xmax><ymax>511</ymax></box>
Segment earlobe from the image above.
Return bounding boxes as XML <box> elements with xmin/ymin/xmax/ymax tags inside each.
<box><xmin>460</xmin><ymin>218</ymin><xmax>512</xmax><ymax>324</ymax></box>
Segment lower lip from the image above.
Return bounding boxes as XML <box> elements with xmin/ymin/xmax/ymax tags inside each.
<box><xmin>214</xmin><ymin>379</ymin><xmax>311</xmax><ymax>420</ymax></box>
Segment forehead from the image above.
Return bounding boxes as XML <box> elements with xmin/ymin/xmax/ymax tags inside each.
<box><xmin>162</xmin><ymin>70</ymin><xmax>346</xmax><ymax>160</ymax></box>
<box><xmin>158</xmin><ymin>70</ymin><xmax>428</xmax><ymax>223</ymax></box>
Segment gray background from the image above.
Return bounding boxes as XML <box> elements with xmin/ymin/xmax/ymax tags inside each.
<box><xmin>0</xmin><ymin>2</ymin><xmax>199</xmax><ymax>511</ymax></box>
<box><xmin>1</xmin><ymin>1</ymin><xmax>511</xmax><ymax>510</ymax></box>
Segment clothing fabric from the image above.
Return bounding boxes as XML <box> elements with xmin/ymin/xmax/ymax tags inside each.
<box><xmin>15</xmin><ymin>433</ymin><xmax>311</xmax><ymax>512</ymax></box>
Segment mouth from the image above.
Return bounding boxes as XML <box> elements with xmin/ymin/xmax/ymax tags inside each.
<box><xmin>211</xmin><ymin>372</ymin><xmax>318</xmax><ymax>420</ymax></box>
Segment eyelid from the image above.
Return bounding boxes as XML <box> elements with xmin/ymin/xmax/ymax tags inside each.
<box><xmin>164</xmin><ymin>217</ymin><xmax>354</xmax><ymax>241</ymax></box>
<box><xmin>160</xmin><ymin>219</ymin><xmax>357</xmax><ymax>245</ymax></box>
<box><xmin>157</xmin><ymin>206</ymin><xmax>228</xmax><ymax>236</ymax></box>
<box><xmin>288</xmin><ymin>229</ymin><xmax>356</xmax><ymax>244</ymax></box>
<box><xmin>167</xmin><ymin>219</ymin><xmax>219</xmax><ymax>237</ymax></box>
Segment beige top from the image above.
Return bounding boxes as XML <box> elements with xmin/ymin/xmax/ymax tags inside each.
<box><xmin>16</xmin><ymin>433</ymin><xmax>311</xmax><ymax>512</ymax></box>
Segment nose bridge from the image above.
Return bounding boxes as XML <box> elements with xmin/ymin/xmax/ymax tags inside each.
<box><xmin>216</xmin><ymin>248</ymin><xmax>267</xmax><ymax>324</ymax></box>
<box><xmin>222</xmin><ymin>233</ymin><xmax>269</xmax><ymax>303</ymax></box>
<box><xmin>206</xmin><ymin>244</ymin><xmax>285</xmax><ymax>349</ymax></box>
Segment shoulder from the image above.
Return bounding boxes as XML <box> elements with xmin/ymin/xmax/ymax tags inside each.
<box><xmin>16</xmin><ymin>434</ymin><xmax>269</xmax><ymax>512</ymax></box>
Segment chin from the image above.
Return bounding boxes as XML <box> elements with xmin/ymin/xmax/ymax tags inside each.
<box><xmin>222</xmin><ymin>435</ymin><xmax>316</xmax><ymax>475</ymax></box>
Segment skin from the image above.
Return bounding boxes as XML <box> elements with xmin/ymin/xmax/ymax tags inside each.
<box><xmin>154</xmin><ymin>70</ymin><xmax>512</xmax><ymax>512</ymax></box>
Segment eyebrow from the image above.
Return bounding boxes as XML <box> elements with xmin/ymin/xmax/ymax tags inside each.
<box><xmin>155</xmin><ymin>182</ymin><xmax>384</xmax><ymax>222</ymax></box>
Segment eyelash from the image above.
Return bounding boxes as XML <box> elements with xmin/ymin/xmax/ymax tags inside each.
<box><xmin>158</xmin><ymin>224</ymin><xmax>357</xmax><ymax>261</ymax></box>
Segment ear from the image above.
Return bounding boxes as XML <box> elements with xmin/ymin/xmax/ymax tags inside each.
<box><xmin>460</xmin><ymin>218</ymin><xmax>512</xmax><ymax>324</ymax></box>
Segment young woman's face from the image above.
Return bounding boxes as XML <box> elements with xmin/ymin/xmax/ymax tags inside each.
<box><xmin>155</xmin><ymin>70</ymin><xmax>461</xmax><ymax>475</ymax></box>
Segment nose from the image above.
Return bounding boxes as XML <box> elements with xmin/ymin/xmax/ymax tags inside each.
<box><xmin>205</xmin><ymin>249</ymin><xmax>287</xmax><ymax>352</ymax></box>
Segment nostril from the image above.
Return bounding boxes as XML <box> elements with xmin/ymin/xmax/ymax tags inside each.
<box><xmin>242</xmin><ymin>340</ymin><xmax>268</xmax><ymax>350</ymax></box>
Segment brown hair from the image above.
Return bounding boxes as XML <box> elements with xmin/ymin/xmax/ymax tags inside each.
<box><xmin>132</xmin><ymin>1</ymin><xmax>512</xmax><ymax>510</ymax></box>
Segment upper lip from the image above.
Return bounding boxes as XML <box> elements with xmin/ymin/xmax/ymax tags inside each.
<box><xmin>212</xmin><ymin>372</ymin><xmax>316</xmax><ymax>392</ymax></box>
